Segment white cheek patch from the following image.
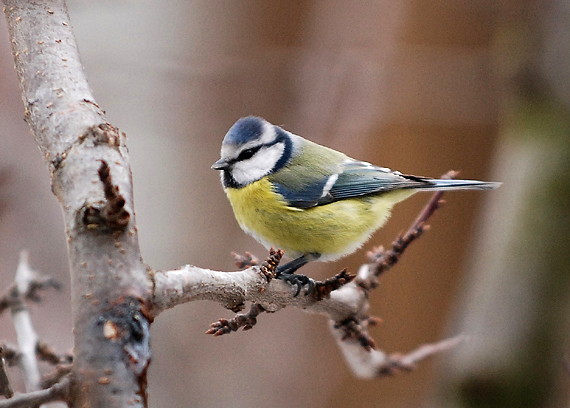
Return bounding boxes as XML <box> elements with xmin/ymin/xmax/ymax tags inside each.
<box><xmin>232</xmin><ymin>142</ymin><xmax>285</xmax><ymax>186</ymax></box>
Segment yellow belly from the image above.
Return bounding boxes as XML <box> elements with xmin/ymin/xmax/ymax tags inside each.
<box><xmin>225</xmin><ymin>178</ymin><xmax>414</xmax><ymax>261</ymax></box>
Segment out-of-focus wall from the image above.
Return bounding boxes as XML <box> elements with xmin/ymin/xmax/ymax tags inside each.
<box><xmin>0</xmin><ymin>1</ymin><xmax>508</xmax><ymax>407</ymax></box>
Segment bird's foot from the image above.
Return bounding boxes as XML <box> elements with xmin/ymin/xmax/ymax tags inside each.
<box><xmin>276</xmin><ymin>271</ymin><xmax>315</xmax><ymax>297</ymax></box>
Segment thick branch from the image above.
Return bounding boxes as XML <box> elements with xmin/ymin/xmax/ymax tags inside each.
<box><xmin>152</xmin><ymin>263</ymin><xmax>363</xmax><ymax>321</ymax></box>
<box><xmin>3</xmin><ymin>0</ymin><xmax>104</xmax><ymax>165</ymax></box>
<box><xmin>3</xmin><ymin>1</ymin><xmax>151</xmax><ymax>407</ymax></box>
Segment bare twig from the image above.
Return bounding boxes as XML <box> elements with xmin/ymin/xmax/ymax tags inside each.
<box><xmin>36</xmin><ymin>341</ymin><xmax>72</xmax><ymax>366</ymax></box>
<box><xmin>10</xmin><ymin>252</ymin><xmax>41</xmax><ymax>392</ymax></box>
<box><xmin>206</xmin><ymin>303</ymin><xmax>267</xmax><ymax>336</ymax></box>
<box><xmin>381</xmin><ymin>335</ymin><xmax>466</xmax><ymax>375</ymax></box>
<box><xmin>360</xmin><ymin>170</ymin><xmax>458</xmax><ymax>290</ymax></box>
<box><xmin>0</xmin><ymin>273</ymin><xmax>60</xmax><ymax>317</ymax></box>
<box><xmin>40</xmin><ymin>363</ymin><xmax>72</xmax><ymax>389</ymax></box>
<box><xmin>332</xmin><ymin>320</ymin><xmax>465</xmax><ymax>379</ymax></box>
<box><xmin>0</xmin><ymin>375</ymin><xmax>70</xmax><ymax>408</ymax></box>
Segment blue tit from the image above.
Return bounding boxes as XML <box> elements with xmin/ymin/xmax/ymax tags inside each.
<box><xmin>212</xmin><ymin>116</ymin><xmax>499</xmax><ymax>292</ymax></box>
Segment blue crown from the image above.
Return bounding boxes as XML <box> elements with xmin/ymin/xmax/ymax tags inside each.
<box><xmin>223</xmin><ymin>116</ymin><xmax>265</xmax><ymax>145</ymax></box>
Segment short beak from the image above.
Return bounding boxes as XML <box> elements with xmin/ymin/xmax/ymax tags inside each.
<box><xmin>211</xmin><ymin>158</ymin><xmax>230</xmax><ymax>170</ymax></box>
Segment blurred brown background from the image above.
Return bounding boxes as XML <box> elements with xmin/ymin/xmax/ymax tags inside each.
<box><xmin>1</xmin><ymin>1</ymin><xmax>568</xmax><ymax>407</ymax></box>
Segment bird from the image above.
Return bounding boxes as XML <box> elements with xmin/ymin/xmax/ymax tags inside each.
<box><xmin>212</xmin><ymin>116</ymin><xmax>499</xmax><ymax>294</ymax></box>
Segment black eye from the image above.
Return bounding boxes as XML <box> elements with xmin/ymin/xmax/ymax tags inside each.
<box><xmin>237</xmin><ymin>146</ymin><xmax>261</xmax><ymax>161</ymax></box>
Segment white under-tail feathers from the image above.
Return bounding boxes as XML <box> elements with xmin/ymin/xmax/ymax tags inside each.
<box><xmin>419</xmin><ymin>179</ymin><xmax>501</xmax><ymax>191</ymax></box>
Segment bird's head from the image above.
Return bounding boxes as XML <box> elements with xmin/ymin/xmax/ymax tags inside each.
<box><xmin>212</xmin><ymin>116</ymin><xmax>294</xmax><ymax>188</ymax></box>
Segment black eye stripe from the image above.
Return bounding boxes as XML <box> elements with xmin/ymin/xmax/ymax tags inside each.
<box><xmin>236</xmin><ymin>145</ymin><xmax>262</xmax><ymax>161</ymax></box>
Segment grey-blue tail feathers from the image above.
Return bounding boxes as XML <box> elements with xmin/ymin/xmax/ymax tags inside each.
<box><xmin>418</xmin><ymin>179</ymin><xmax>501</xmax><ymax>191</ymax></box>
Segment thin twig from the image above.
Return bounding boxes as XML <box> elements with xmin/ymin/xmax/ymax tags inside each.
<box><xmin>0</xmin><ymin>375</ymin><xmax>70</xmax><ymax>408</ymax></box>
<box><xmin>36</xmin><ymin>342</ymin><xmax>72</xmax><ymax>366</ymax></box>
<box><xmin>40</xmin><ymin>363</ymin><xmax>72</xmax><ymax>389</ymax></box>
<box><xmin>380</xmin><ymin>334</ymin><xmax>466</xmax><ymax>375</ymax></box>
<box><xmin>10</xmin><ymin>251</ymin><xmax>41</xmax><ymax>392</ymax></box>
<box><xmin>0</xmin><ymin>277</ymin><xmax>60</xmax><ymax>317</ymax></box>
<box><xmin>206</xmin><ymin>303</ymin><xmax>267</xmax><ymax>336</ymax></box>
<box><xmin>361</xmin><ymin>170</ymin><xmax>457</xmax><ymax>289</ymax></box>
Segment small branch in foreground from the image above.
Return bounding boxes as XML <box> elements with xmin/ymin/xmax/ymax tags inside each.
<box><xmin>0</xmin><ymin>375</ymin><xmax>70</xmax><ymax>408</ymax></box>
<box><xmin>206</xmin><ymin>303</ymin><xmax>267</xmax><ymax>336</ymax></box>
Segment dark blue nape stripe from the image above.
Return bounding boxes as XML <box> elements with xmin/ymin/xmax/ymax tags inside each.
<box><xmin>272</xmin><ymin>127</ymin><xmax>293</xmax><ymax>173</ymax></box>
<box><xmin>224</xmin><ymin>116</ymin><xmax>264</xmax><ymax>145</ymax></box>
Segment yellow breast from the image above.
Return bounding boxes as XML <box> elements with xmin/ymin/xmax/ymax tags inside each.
<box><xmin>225</xmin><ymin>178</ymin><xmax>414</xmax><ymax>261</ymax></box>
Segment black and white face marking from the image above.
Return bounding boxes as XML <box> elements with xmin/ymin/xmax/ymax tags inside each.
<box><xmin>214</xmin><ymin>117</ymin><xmax>294</xmax><ymax>188</ymax></box>
<box><xmin>230</xmin><ymin>141</ymin><xmax>286</xmax><ymax>186</ymax></box>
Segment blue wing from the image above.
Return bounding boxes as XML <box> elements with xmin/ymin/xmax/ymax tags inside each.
<box><xmin>273</xmin><ymin>160</ymin><xmax>432</xmax><ymax>209</ymax></box>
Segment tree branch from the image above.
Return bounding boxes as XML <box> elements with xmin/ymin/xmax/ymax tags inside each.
<box><xmin>152</xmin><ymin>184</ymin><xmax>462</xmax><ymax>377</ymax></box>
<box><xmin>3</xmin><ymin>0</ymin><xmax>464</xmax><ymax>403</ymax></box>
<box><xmin>0</xmin><ymin>376</ymin><xmax>70</xmax><ymax>408</ymax></box>
<box><xmin>3</xmin><ymin>1</ymin><xmax>151</xmax><ymax>406</ymax></box>
<box><xmin>9</xmin><ymin>252</ymin><xmax>41</xmax><ymax>392</ymax></box>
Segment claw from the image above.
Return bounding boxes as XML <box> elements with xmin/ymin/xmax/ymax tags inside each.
<box><xmin>305</xmin><ymin>278</ymin><xmax>315</xmax><ymax>296</ymax></box>
<box><xmin>276</xmin><ymin>272</ymin><xmax>315</xmax><ymax>297</ymax></box>
<box><xmin>294</xmin><ymin>280</ymin><xmax>303</xmax><ymax>297</ymax></box>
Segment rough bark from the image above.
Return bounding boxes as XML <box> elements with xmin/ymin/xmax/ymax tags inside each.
<box><xmin>3</xmin><ymin>1</ymin><xmax>151</xmax><ymax>406</ymax></box>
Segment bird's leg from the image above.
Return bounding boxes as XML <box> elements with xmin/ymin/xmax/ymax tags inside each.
<box><xmin>276</xmin><ymin>254</ymin><xmax>318</xmax><ymax>296</ymax></box>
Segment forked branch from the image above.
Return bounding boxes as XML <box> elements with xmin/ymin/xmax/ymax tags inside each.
<box><xmin>153</xmin><ymin>177</ymin><xmax>462</xmax><ymax>377</ymax></box>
